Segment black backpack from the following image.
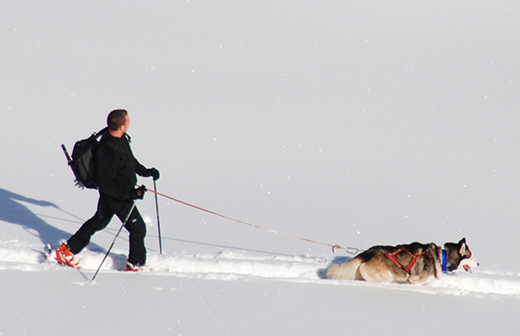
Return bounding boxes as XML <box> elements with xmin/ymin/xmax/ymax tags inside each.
<box><xmin>62</xmin><ymin>127</ymin><xmax>108</xmax><ymax>189</ymax></box>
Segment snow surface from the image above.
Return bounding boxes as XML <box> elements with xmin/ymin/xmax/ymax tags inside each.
<box><xmin>2</xmin><ymin>1</ymin><xmax>520</xmax><ymax>335</ymax></box>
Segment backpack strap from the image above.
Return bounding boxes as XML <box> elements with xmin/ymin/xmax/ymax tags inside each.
<box><xmin>96</xmin><ymin>127</ymin><xmax>109</xmax><ymax>138</ymax></box>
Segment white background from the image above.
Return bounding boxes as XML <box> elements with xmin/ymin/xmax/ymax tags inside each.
<box><xmin>1</xmin><ymin>1</ymin><xmax>519</xmax><ymax>335</ymax></box>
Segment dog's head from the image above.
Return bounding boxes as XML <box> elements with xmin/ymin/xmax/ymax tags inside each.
<box><xmin>444</xmin><ymin>238</ymin><xmax>479</xmax><ymax>272</ymax></box>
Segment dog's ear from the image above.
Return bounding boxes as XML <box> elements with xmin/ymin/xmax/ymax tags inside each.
<box><xmin>458</xmin><ymin>238</ymin><xmax>467</xmax><ymax>255</ymax></box>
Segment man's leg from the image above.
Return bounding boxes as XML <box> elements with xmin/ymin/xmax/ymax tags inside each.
<box><xmin>116</xmin><ymin>203</ymin><xmax>147</xmax><ymax>266</ymax></box>
<box><xmin>67</xmin><ymin>196</ymin><xmax>114</xmax><ymax>254</ymax></box>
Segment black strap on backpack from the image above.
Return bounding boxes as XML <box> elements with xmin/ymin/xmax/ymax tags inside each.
<box><xmin>62</xmin><ymin>127</ymin><xmax>108</xmax><ymax>189</ymax></box>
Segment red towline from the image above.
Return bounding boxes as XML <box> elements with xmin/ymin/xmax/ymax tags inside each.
<box><xmin>142</xmin><ymin>186</ymin><xmax>363</xmax><ymax>255</ymax></box>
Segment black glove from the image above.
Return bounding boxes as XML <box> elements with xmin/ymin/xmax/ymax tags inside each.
<box><xmin>132</xmin><ymin>185</ymin><xmax>146</xmax><ymax>200</ymax></box>
<box><xmin>146</xmin><ymin>168</ymin><xmax>160</xmax><ymax>181</ymax></box>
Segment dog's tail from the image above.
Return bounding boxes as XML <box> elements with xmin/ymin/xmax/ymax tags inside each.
<box><xmin>326</xmin><ymin>259</ymin><xmax>362</xmax><ymax>280</ymax></box>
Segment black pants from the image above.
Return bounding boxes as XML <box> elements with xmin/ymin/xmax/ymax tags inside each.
<box><xmin>67</xmin><ymin>193</ymin><xmax>147</xmax><ymax>266</ymax></box>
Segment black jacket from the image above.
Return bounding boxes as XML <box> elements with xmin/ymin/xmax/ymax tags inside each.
<box><xmin>95</xmin><ymin>132</ymin><xmax>148</xmax><ymax>200</ymax></box>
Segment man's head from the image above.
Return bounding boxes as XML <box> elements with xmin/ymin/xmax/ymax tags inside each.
<box><xmin>107</xmin><ymin>109</ymin><xmax>130</xmax><ymax>135</ymax></box>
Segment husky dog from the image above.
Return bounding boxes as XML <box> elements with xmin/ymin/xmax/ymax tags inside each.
<box><xmin>326</xmin><ymin>238</ymin><xmax>478</xmax><ymax>285</ymax></box>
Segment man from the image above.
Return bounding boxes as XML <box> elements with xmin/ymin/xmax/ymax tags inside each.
<box><xmin>56</xmin><ymin>109</ymin><xmax>160</xmax><ymax>271</ymax></box>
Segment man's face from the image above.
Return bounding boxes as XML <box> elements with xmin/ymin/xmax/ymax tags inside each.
<box><xmin>122</xmin><ymin>114</ymin><xmax>130</xmax><ymax>132</ymax></box>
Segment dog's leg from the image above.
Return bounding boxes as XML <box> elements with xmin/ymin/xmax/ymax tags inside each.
<box><xmin>409</xmin><ymin>273</ymin><xmax>437</xmax><ymax>285</ymax></box>
<box><xmin>326</xmin><ymin>259</ymin><xmax>362</xmax><ymax>280</ymax></box>
<box><xmin>358</xmin><ymin>262</ymin><xmax>396</xmax><ymax>283</ymax></box>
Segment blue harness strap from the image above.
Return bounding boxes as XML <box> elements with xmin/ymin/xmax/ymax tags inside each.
<box><xmin>442</xmin><ymin>250</ymin><xmax>448</xmax><ymax>273</ymax></box>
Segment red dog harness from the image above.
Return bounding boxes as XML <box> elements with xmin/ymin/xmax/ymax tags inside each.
<box><xmin>386</xmin><ymin>248</ymin><xmax>427</xmax><ymax>275</ymax></box>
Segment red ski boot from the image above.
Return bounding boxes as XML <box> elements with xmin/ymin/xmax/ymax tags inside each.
<box><xmin>125</xmin><ymin>262</ymin><xmax>142</xmax><ymax>272</ymax></box>
<box><xmin>55</xmin><ymin>243</ymin><xmax>80</xmax><ymax>269</ymax></box>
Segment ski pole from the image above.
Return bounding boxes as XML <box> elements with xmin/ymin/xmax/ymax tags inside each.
<box><xmin>91</xmin><ymin>202</ymin><xmax>136</xmax><ymax>282</ymax></box>
<box><xmin>153</xmin><ymin>180</ymin><xmax>163</xmax><ymax>254</ymax></box>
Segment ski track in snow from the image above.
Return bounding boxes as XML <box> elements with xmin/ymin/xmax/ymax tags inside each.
<box><xmin>1</xmin><ymin>240</ymin><xmax>519</xmax><ymax>299</ymax></box>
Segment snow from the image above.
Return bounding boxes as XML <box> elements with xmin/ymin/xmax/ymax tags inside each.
<box><xmin>1</xmin><ymin>1</ymin><xmax>520</xmax><ymax>335</ymax></box>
